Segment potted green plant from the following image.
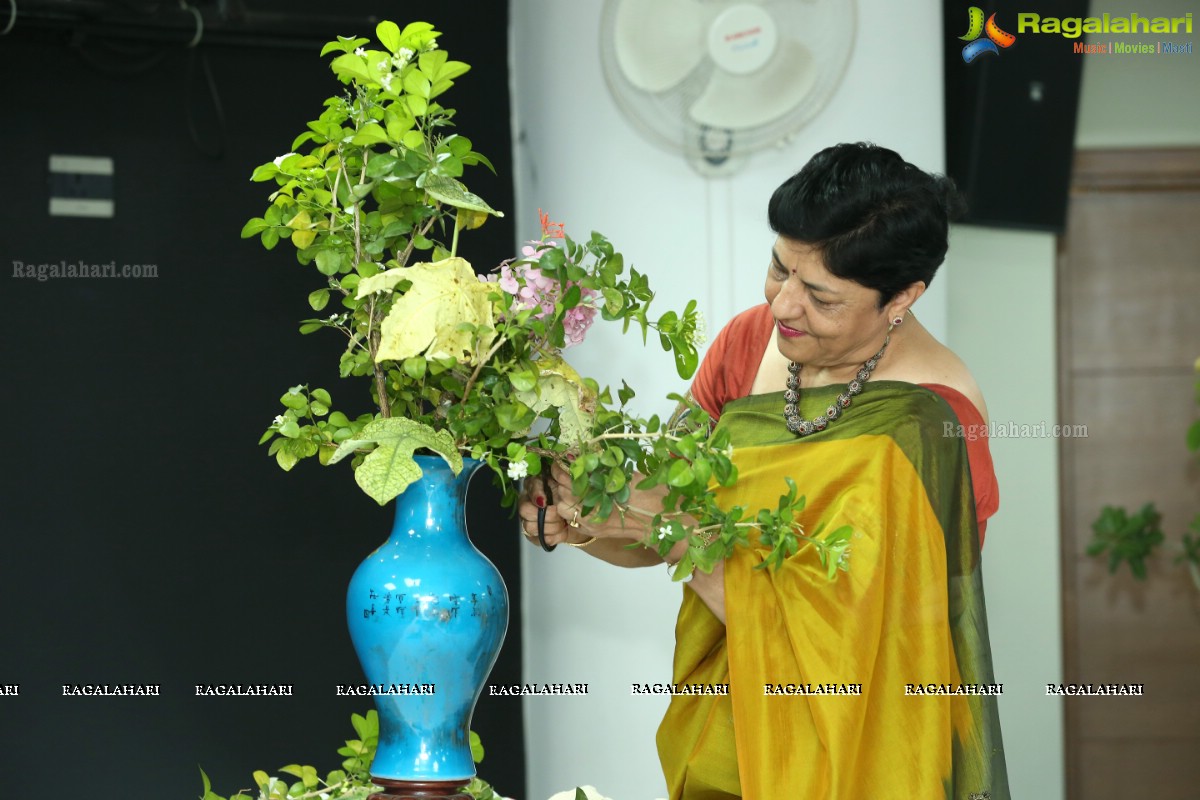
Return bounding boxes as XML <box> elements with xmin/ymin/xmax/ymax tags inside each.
<box><xmin>1088</xmin><ymin>357</ymin><xmax>1200</xmax><ymax>591</ymax></box>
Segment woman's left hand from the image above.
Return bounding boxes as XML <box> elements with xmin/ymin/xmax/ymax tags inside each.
<box><xmin>687</xmin><ymin>559</ymin><xmax>726</xmax><ymax>624</ymax></box>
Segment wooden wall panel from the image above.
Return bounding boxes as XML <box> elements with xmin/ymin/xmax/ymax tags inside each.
<box><xmin>1058</xmin><ymin>148</ymin><xmax>1200</xmax><ymax>800</ymax></box>
<box><xmin>1064</xmin><ymin>192</ymin><xmax>1200</xmax><ymax>371</ymax></box>
<box><xmin>1078</xmin><ymin>741</ymin><xmax>1200</xmax><ymax>800</ymax></box>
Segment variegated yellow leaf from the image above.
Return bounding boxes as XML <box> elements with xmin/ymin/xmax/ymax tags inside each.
<box><xmin>375</xmin><ymin>257</ymin><xmax>496</xmax><ymax>364</ymax></box>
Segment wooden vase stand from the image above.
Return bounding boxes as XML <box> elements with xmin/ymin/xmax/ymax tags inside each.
<box><xmin>368</xmin><ymin>779</ymin><xmax>471</xmax><ymax>800</ymax></box>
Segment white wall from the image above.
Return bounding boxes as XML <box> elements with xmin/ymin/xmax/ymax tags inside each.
<box><xmin>945</xmin><ymin>227</ymin><xmax>1064</xmax><ymax>800</ymax></box>
<box><xmin>509</xmin><ymin>2</ymin><xmax>947</xmax><ymax>798</ymax></box>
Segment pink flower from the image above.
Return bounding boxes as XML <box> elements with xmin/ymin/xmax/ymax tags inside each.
<box><xmin>488</xmin><ymin>240</ymin><xmax>598</xmax><ymax>349</ymax></box>
<box><xmin>563</xmin><ymin>298</ymin><xmax>597</xmax><ymax>345</ymax></box>
<box><xmin>498</xmin><ymin>265</ymin><xmax>520</xmax><ymax>295</ymax></box>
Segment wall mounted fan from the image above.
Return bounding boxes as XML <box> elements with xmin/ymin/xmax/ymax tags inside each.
<box><xmin>600</xmin><ymin>0</ymin><xmax>856</xmax><ymax>175</ymax></box>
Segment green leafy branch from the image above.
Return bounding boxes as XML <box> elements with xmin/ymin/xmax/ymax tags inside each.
<box><xmin>514</xmin><ymin>233</ymin><xmax>703</xmax><ymax>377</ymax></box>
<box><xmin>260</xmin><ymin>385</ymin><xmax>377</xmax><ymax>471</ymax></box>
<box><xmin>538</xmin><ymin>391</ymin><xmax>853</xmax><ymax>581</ymax></box>
<box><xmin>245</xmin><ymin>20</ymin><xmax>501</xmax><ymax>441</ymax></box>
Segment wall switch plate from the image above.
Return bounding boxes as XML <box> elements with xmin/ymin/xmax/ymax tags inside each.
<box><xmin>49</xmin><ymin>155</ymin><xmax>115</xmax><ymax>218</ymax></box>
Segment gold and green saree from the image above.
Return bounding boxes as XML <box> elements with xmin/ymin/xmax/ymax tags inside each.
<box><xmin>656</xmin><ymin>382</ymin><xmax>1009</xmax><ymax>800</ymax></box>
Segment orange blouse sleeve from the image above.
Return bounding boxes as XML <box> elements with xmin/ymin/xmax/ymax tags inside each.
<box><xmin>691</xmin><ymin>304</ymin><xmax>774</xmax><ymax>420</ymax></box>
<box><xmin>922</xmin><ymin>383</ymin><xmax>1000</xmax><ymax>548</ymax></box>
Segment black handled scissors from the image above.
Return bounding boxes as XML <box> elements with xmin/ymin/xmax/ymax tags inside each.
<box><xmin>535</xmin><ymin>457</ymin><xmax>556</xmax><ymax>552</ymax></box>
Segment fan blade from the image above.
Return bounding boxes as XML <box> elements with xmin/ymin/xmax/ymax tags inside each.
<box><xmin>613</xmin><ymin>0</ymin><xmax>707</xmax><ymax>93</ymax></box>
<box><xmin>688</xmin><ymin>39</ymin><xmax>817</xmax><ymax>130</ymax></box>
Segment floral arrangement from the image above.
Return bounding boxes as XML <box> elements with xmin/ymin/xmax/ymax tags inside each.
<box><xmin>207</xmin><ymin>15</ymin><xmax>854</xmax><ymax>800</ymax></box>
<box><xmin>246</xmin><ymin>20</ymin><xmax>846</xmax><ymax>576</ymax></box>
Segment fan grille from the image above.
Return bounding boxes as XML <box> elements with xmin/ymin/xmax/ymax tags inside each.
<box><xmin>600</xmin><ymin>0</ymin><xmax>856</xmax><ymax>164</ymax></box>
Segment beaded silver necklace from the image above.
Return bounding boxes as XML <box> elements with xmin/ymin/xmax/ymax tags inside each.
<box><xmin>784</xmin><ymin>335</ymin><xmax>890</xmax><ymax>436</ymax></box>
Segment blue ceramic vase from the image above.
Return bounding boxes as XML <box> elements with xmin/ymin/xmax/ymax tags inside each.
<box><xmin>346</xmin><ymin>456</ymin><xmax>508</xmax><ymax>783</ymax></box>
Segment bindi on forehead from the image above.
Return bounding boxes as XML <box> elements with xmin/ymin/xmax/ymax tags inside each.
<box><xmin>772</xmin><ymin>247</ymin><xmax>838</xmax><ymax>295</ymax></box>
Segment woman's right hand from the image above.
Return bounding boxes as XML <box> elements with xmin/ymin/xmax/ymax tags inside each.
<box><xmin>516</xmin><ymin>473</ymin><xmax>573</xmax><ymax>550</ymax></box>
<box><xmin>516</xmin><ymin>463</ymin><xmax>676</xmax><ymax>567</ymax></box>
<box><xmin>539</xmin><ymin>463</ymin><xmax>672</xmax><ymax>542</ymax></box>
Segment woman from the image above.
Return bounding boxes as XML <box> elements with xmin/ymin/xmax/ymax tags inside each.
<box><xmin>519</xmin><ymin>143</ymin><xmax>1009</xmax><ymax>799</ymax></box>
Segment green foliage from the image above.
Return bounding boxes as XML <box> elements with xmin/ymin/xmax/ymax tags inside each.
<box><xmin>1179</xmin><ymin>515</ymin><xmax>1200</xmax><ymax>591</ymax></box>
<box><xmin>261</xmin><ymin>385</ymin><xmax>376</xmax><ymax>471</ymax></box>
<box><xmin>199</xmin><ymin>713</ymin><xmax>502</xmax><ymax>800</ymax></box>
<box><xmin>250</xmin><ymin>20</ymin><xmax>504</xmax><ymax>504</ymax></box>
<box><xmin>1089</xmin><ymin>359</ymin><xmax>1200</xmax><ymax>590</ymax></box>
<box><xmin>1087</xmin><ymin>504</ymin><xmax>1164</xmax><ymax>580</ymax></box>
<box><xmin>1179</xmin><ymin>520</ymin><xmax>1200</xmax><ymax>564</ymax></box>
<box><xmin>550</xmin><ymin>391</ymin><xmax>841</xmax><ymax>581</ymax></box>
<box><xmin>249</xmin><ymin>18</ymin><xmax>839</xmax><ymax>578</ymax></box>
<box><xmin>1190</xmin><ymin>362</ymin><xmax>1200</xmax><ymax>453</ymax></box>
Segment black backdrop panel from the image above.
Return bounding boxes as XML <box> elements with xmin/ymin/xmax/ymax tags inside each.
<box><xmin>943</xmin><ymin>0</ymin><xmax>1089</xmax><ymax>232</ymax></box>
<box><xmin>0</xmin><ymin>5</ymin><xmax>524</xmax><ymax>798</ymax></box>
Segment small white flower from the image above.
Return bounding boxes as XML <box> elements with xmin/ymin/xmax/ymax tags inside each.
<box><xmin>657</xmin><ymin>526</ymin><xmax>671</xmax><ymax>541</ymax></box>
<box><xmin>398</xmin><ymin>47</ymin><xmax>415</xmax><ymax>62</ymax></box>
<box><xmin>689</xmin><ymin>311</ymin><xmax>708</xmax><ymax>347</ymax></box>
<box><xmin>354</xmin><ymin>47</ymin><xmax>366</xmax><ymax>56</ymax></box>
<box><xmin>425</xmin><ymin>40</ymin><xmax>438</xmax><ymax>51</ymax></box>
<box><xmin>273</xmin><ymin>415</ymin><xmax>285</xmax><ymax>426</ymax></box>
<box><xmin>379</xmin><ymin>73</ymin><xmax>394</xmax><ymax>91</ymax></box>
<box><xmin>506</xmin><ymin>460</ymin><xmax>529</xmax><ymax>481</ymax></box>
<box><xmin>328</xmin><ymin>313</ymin><xmax>339</xmax><ymax>322</ymax></box>
<box><xmin>272</xmin><ymin>152</ymin><xmax>296</xmax><ymax>167</ymax></box>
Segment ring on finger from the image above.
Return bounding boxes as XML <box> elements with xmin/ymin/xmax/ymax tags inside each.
<box><xmin>568</xmin><ymin>510</ymin><xmax>581</xmax><ymax>528</ymax></box>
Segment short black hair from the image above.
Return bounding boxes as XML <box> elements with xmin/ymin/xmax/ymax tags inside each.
<box><xmin>767</xmin><ymin>142</ymin><xmax>965</xmax><ymax>307</ymax></box>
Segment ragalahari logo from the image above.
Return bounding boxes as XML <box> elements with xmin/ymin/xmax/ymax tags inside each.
<box><xmin>959</xmin><ymin>7</ymin><xmax>1017</xmax><ymax>62</ymax></box>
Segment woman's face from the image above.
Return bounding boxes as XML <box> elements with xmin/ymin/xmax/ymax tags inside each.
<box><xmin>764</xmin><ymin>237</ymin><xmax>896</xmax><ymax>370</ymax></box>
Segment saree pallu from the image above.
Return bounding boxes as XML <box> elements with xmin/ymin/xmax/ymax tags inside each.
<box><xmin>656</xmin><ymin>382</ymin><xmax>1009</xmax><ymax>800</ymax></box>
